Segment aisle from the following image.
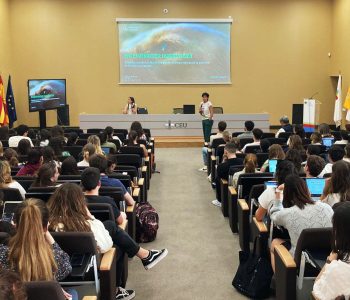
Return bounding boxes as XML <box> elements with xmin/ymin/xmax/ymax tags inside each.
<box><xmin>127</xmin><ymin>148</ymin><xmax>246</xmax><ymax>300</ymax></box>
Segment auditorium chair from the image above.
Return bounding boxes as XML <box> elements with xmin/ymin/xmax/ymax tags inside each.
<box><xmin>266</xmin><ymin>137</ymin><xmax>286</xmax><ymax>145</ymax></box>
<box><xmin>87</xmin><ymin>129</ymin><xmax>103</xmax><ymax>134</ymax></box>
<box><xmin>256</xmin><ymin>153</ymin><xmax>269</xmax><ymax>168</ymax></box>
<box><xmin>206</xmin><ymin>148</ymin><xmax>213</xmax><ymax>176</ymax></box>
<box><xmin>278</xmin><ymin>132</ymin><xmax>293</xmax><ymax>140</ymax></box>
<box><xmin>114</xmin><ymin>129</ymin><xmax>128</xmax><ymax>139</ymax></box>
<box><xmin>0</xmin><ymin>187</ymin><xmax>23</xmax><ymax>202</ymax></box>
<box><xmin>274</xmin><ymin>227</ymin><xmax>332</xmax><ymax>300</ymax></box>
<box><xmin>238</xmin><ymin>138</ymin><xmax>254</xmax><ymax>149</ymax></box>
<box><xmin>0</xmin><ymin>140</ymin><xmax>9</xmax><ymax>147</ymax></box>
<box><xmin>64</xmin><ymin>145</ymin><xmax>83</xmax><ymax>160</ymax></box>
<box><xmin>52</xmin><ymin>232</ymin><xmax>119</xmax><ymax>300</ymax></box>
<box><xmin>302</xmin><ymin>138</ymin><xmax>311</xmax><ymax>145</ymax></box>
<box><xmin>261</xmin><ymin>132</ymin><xmax>275</xmax><ymax>139</ymax></box>
<box><xmin>244</xmin><ymin>145</ymin><xmax>261</xmax><ymax>154</ymax></box>
<box><xmin>232</xmin><ymin>132</ymin><xmax>244</xmax><ymax>137</ymax></box>
<box><xmin>87</xmin><ymin>203</ymin><xmax>116</xmax><ymax>223</ymax></box>
<box><xmin>143</xmin><ymin>128</ymin><xmax>151</xmax><ymax>138</ymax></box>
<box><xmin>237</xmin><ymin>199</ymin><xmax>250</xmax><ymax>251</ymax></box>
<box><xmin>331</xmin><ymin>131</ymin><xmax>342</xmax><ymax>141</ymax></box>
<box><xmin>25</xmin><ymin>281</ymin><xmax>97</xmax><ymax>300</ymax></box>
<box><xmin>211</xmin><ymin>138</ymin><xmax>225</xmax><ymax>154</ymax></box>
<box><xmin>236</xmin><ymin>173</ymin><xmax>273</xmax><ymax>200</ymax></box>
<box><xmin>76</xmin><ymin>138</ymin><xmax>88</xmax><ymax>146</ymax></box>
<box><xmin>12</xmin><ymin>176</ymin><xmax>35</xmax><ymax>191</ymax></box>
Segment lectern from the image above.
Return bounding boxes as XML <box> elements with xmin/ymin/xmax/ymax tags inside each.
<box><xmin>303</xmin><ymin>99</ymin><xmax>321</xmax><ymax>132</ymax></box>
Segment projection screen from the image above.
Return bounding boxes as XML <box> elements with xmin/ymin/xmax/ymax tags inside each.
<box><xmin>116</xmin><ymin>19</ymin><xmax>232</xmax><ymax>84</ymax></box>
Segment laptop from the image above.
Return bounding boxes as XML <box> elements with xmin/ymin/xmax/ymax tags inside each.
<box><xmin>183</xmin><ymin>105</ymin><xmax>195</xmax><ymax>114</ymax></box>
<box><xmin>101</xmin><ymin>147</ymin><xmax>110</xmax><ymax>154</ymax></box>
<box><xmin>268</xmin><ymin>159</ymin><xmax>278</xmax><ymax>173</ymax></box>
<box><xmin>265</xmin><ymin>181</ymin><xmax>278</xmax><ymax>189</ymax></box>
<box><xmin>306</xmin><ymin>178</ymin><xmax>326</xmax><ymax>200</ymax></box>
<box><xmin>322</xmin><ymin>137</ymin><xmax>334</xmax><ymax>150</ymax></box>
<box><xmin>1</xmin><ymin>201</ymin><xmax>22</xmax><ymax>223</ymax></box>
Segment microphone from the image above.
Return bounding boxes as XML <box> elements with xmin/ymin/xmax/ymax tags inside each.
<box><xmin>308</xmin><ymin>92</ymin><xmax>318</xmax><ymax>99</ymax></box>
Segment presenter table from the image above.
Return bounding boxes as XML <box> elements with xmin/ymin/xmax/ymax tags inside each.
<box><xmin>79</xmin><ymin>113</ymin><xmax>270</xmax><ymax>137</ymax></box>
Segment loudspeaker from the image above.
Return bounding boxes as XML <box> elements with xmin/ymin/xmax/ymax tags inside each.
<box><xmin>292</xmin><ymin>104</ymin><xmax>303</xmax><ymax>125</ymax></box>
<box><xmin>57</xmin><ymin>105</ymin><xmax>70</xmax><ymax>126</ymax></box>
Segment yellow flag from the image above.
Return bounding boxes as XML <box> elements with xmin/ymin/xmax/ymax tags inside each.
<box><xmin>343</xmin><ymin>87</ymin><xmax>350</xmax><ymax>110</ymax></box>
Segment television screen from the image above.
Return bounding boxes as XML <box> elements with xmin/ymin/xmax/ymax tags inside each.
<box><xmin>28</xmin><ymin>79</ymin><xmax>66</xmax><ymax>112</ymax></box>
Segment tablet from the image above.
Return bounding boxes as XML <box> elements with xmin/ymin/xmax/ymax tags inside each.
<box><xmin>322</xmin><ymin>137</ymin><xmax>334</xmax><ymax>149</ymax></box>
<box><xmin>1</xmin><ymin>201</ymin><xmax>22</xmax><ymax>223</ymax></box>
<box><xmin>268</xmin><ymin>159</ymin><xmax>278</xmax><ymax>173</ymax></box>
<box><xmin>102</xmin><ymin>147</ymin><xmax>110</xmax><ymax>154</ymax></box>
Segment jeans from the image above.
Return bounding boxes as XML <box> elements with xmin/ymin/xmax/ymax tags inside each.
<box><xmin>202</xmin><ymin>119</ymin><xmax>214</xmax><ymax>142</ymax></box>
<box><xmin>202</xmin><ymin>147</ymin><xmax>208</xmax><ymax>165</ymax></box>
<box><xmin>64</xmin><ymin>288</ymin><xmax>78</xmax><ymax>300</ymax></box>
<box><xmin>103</xmin><ymin>220</ymin><xmax>140</xmax><ymax>287</ymax></box>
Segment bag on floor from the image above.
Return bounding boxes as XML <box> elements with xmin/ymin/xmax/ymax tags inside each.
<box><xmin>135</xmin><ymin>202</ymin><xmax>159</xmax><ymax>243</ymax></box>
<box><xmin>232</xmin><ymin>238</ymin><xmax>273</xmax><ymax>299</ymax></box>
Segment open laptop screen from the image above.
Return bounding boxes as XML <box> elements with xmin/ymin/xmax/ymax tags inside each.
<box><xmin>306</xmin><ymin>178</ymin><xmax>326</xmax><ymax>197</ymax></box>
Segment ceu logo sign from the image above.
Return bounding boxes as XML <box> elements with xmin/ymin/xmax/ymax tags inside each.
<box><xmin>174</xmin><ymin>122</ymin><xmax>188</xmax><ymax>128</ymax></box>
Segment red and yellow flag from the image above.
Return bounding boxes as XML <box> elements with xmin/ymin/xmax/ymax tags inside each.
<box><xmin>0</xmin><ymin>75</ymin><xmax>9</xmax><ymax>126</ymax></box>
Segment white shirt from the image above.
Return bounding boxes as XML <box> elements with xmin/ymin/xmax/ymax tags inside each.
<box><xmin>242</xmin><ymin>141</ymin><xmax>260</xmax><ymax>153</ymax></box>
<box><xmin>7</xmin><ymin>181</ymin><xmax>26</xmax><ymax>200</ymax></box>
<box><xmin>323</xmin><ymin>193</ymin><xmax>341</xmax><ymax>207</ymax></box>
<box><xmin>335</xmin><ymin>140</ymin><xmax>348</xmax><ymax>145</ymax></box>
<box><xmin>318</xmin><ymin>163</ymin><xmax>333</xmax><ymax>178</ymax></box>
<box><xmin>209</xmin><ymin>132</ymin><xmax>223</xmax><ymax>146</ymax></box>
<box><xmin>313</xmin><ymin>260</ymin><xmax>350</xmax><ymax>300</ymax></box>
<box><xmin>77</xmin><ymin>160</ymin><xmax>89</xmax><ymax>167</ymax></box>
<box><xmin>8</xmin><ymin>136</ymin><xmax>34</xmax><ymax>148</ymax></box>
<box><xmin>275</xmin><ymin>128</ymin><xmax>285</xmax><ymax>138</ymax></box>
<box><xmin>88</xmin><ymin>217</ymin><xmax>113</xmax><ymax>253</ymax></box>
<box><xmin>200</xmin><ymin>101</ymin><xmax>212</xmax><ymax>119</ymax></box>
<box><xmin>258</xmin><ymin>187</ymin><xmax>277</xmax><ymax>210</ymax></box>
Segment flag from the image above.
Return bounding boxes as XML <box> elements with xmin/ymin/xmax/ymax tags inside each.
<box><xmin>344</xmin><ymin>87</ymin><xmax>350</xmax><ymax>122</ymax></box>
<box><xmin>0</xmin><ymin>75</ymin><xmax>9</xmax><ymax>126</ymax></box>
<box><xmin>6</xmin><ymin>76</ymin><xmax>17</xmax><ymax>128</ymax></box>
<box><xmin>334</xmin><ymin>75</ymin><xmax>342</xmax><ymax>128</ymax></box>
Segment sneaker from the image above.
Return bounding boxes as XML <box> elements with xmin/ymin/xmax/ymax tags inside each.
<box><xmin>198</xmin><ymin>166</ymin><xmax>207</xmax><ymax>172</ymax></box>
<box><xmin>142</xmin><ymin>249</ymin><xmax>168</xmax><ymax>270</ymax></box>
<box><xmin>211</xmin><ymin>199</ymin><xmax>222</xmax><ymax>207</ymax></box>
<box><xmin>207</xmin><ymin>174</ymin><xmax>212</xmax><ymax>182</ymax></box>
<box><xmin>116</xmin><ymin>287</ymin><xmax>135</xmax><ymax>300</ymax></box>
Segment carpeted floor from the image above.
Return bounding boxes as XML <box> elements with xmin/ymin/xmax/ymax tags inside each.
<box><xmin>127</xmin><ymin>148</ymin><xmax>247</xmax><ymax>300</ymax></box>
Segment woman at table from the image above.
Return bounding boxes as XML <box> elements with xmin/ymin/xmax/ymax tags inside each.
<box><xmin>199</xmin><ymin>92</ymin><xmax>214</xmax><ymax>143</ymax></box>
<box><xmin>122</xmin><ymin>97</ymin><xmax>138</xmax><ymax>115</ymax></box>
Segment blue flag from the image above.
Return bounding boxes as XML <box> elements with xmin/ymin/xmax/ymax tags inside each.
<box><xmin>6</xmin><ymin>75</ymin><xmax>17</xmax><ymax>128</ymax></box>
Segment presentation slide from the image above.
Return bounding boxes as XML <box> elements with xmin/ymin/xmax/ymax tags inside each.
<box><xmin>28</xmin><ymin>79</ymin><xmax>66</xmax><ymax>112</ymax></box>
<box><xmin>118</xmin><ymin>20</ymin><xmax>231</xmax><ymax>84</ymax></box>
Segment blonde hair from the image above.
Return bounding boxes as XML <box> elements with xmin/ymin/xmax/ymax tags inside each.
<box><xmin>222</xmin><ymin>130</ymin><xmax>231</xmax><ymax>143</ymax></box>
<box><xmin>244</xmin><ymin>154</ymin><xmax>258</xmax><ymax>173</ymax></box>
<box><xmin>0</xmin><ymin>160</ymin><xmax>13</xmax><ymax>187</ymax></box>
<box><xmin>9</xmin><ymin>199</ymin><xmax>57</xmax><ymax>282</ymax></box>
<box><xmin>87</xmin><ymin>135</ymin><xmax>103</xmax><ymax>155</ymax></box>
<box><xmin>0</xmin><ymin>141</ymin><xmax>3</xmax><ymax>156</ymax></box>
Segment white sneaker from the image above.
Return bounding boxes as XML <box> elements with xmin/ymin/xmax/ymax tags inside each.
<box><xmin>198</xmin><ymin>166</ymin><xmax>207</xmax><ymax>172</ymax></box>
<box><xmin>207</xmin><ymin>174</ymin><xmax>212</xmax><ymax>182</ymax></box>
<box><xmin>211</xmin><ymin>199</ymin><xmax>221</xmax><ymax>207</ymax></box>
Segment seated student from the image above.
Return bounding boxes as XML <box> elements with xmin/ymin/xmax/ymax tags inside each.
<box><xmin>232</xmin><ymin>154</ymin><xmax>260</xmax><ymax>188</ymax></box>
<box><xmin>269</xmin><ymin>175</ymin><xmax>333</xmax><ymax>272</ymax></box>
<box><xmin>89</xmin><ymin>154</ymin><xmax>135</xmax><ymax>206</ymax></box>
<box><xmin>39</xmin><ymin>128</ymin><xmax>51</xmax><ymax>147</ymax></box>
<box><xmin>209</xmin><ymin>121</ymin><xmax>227</xmax><ymax>146</ymax></box>
<box><xmin>78</xmin><ymin>143</ymin><xmax>96</xmax><ymax>167</ymax></box>
<box><xmin>50</xmin><ymin>125</ymin><xmax>67</xmax><ymax>142</ymax></box>
<box><xmin>255</xmin><ymin>160</ymin><xmax>298</xmax><ymax>221</ymax></box>
<box><xmin>237</xmin><ymin>120</ymin><xmax>255</xmax><ymax>140</ymax></box>
<box><xmin>335</xmin><ymin>130</ymin><xmax>349</xmax><ymax>145</ymax></box>
<box><xmin>130</xmin><ymin>121</ymin><xmax>148</xmax><ymax>141</ymax></box>
<box><xmin>343</xmin><ymin>143</ymin><xmax>350</xmax><ymax>163</ymax></box>
<box><xmin>125</xmin><ymin>130</ymin><xmax>148</xmax><ymax>158</ymax></box>
<box><xmin>275</xmin><ymin>116</ymin><xmax>293</xmax><ymax>138</ymax></box>
<box><xmin>242</xmin><ymin>128</ymin><xmax>263</xmax><ymax>153</ymax></box>
<box><xmin>0</xmin><ymin>125</ymin><xmax>9</xmax><ymax>140</ymax></box>
<box><xmin>304</xmin><ymin>155</ymin><xmax>325</xmax><ymax>178</ymax></box>
<box><xmin>81</xmin><ymin>167</ymin><xmax>126</xmax><ymax>223</ymax></box>
<box><xmin>319</xmin><ymin>123</ymin><xmax>334</xmax><ymax>138</ymax></box>
<box><xmin>66</xmin><ymin>132</ymin><xmax>79</xmax><ymax>146</ymax></box>
<box><xmin>60</xmin><ymin>156</ymin><xmax>80</xmax><ymax>176</ymax></box>
<box><xmin>306</xmin><ymin>144</ymin><xmax>322</xmax><ymax>157</ymax></box>
<box><xmin>286</xmin><ymin>125</ymin><xmax>306</xmax><ymax>146</ymax></box>
<box><xmin>212</xmin><ymin>142</ymin><xmax>244</xmax><ymax>207</ymax></box>
<box><xmin>318</xmin><ymin>145</ymin><xmax>345</xmax><ymax>177</ymax></box>
<box><xmin>310</xmin><ymin>132</ymin><xmax>322</xmax><ymax>145</ymax></box>
<box><xmin>260</xmin><ymin>144</ymin><xmax>285</xmax><ymax>172</ymax></box>
<box><xmin>8</xmin><ymin>124</ymin><xmax>34</xmax><ymax>148</ymax></box>
<box><xmin>87</xmin><ymin>135</ymin><xmax>104</xmax><ymax>155</ymax></box>
<box><xmin>49</xmin><ymin>136</ymin><xmax>70</xmax><ymax>158</ymax></box>
<box><xmin>285</xmin><ymin>149</ymin><xmax>304</xmax><ymax>174</ymax></box>
<box><xmin>42</xmin><ymin>146</ymin><xmax>61</xmax><ymax>168</ymax></box>
<box><xmin>259</xmin><ymin>138</ymin><xmax>270</xmax><ymax>153</ymax></box>
<box><xmin>0</xmin><ymin>270</ymin><xmax>27</xmax><ymax>300</ymax></box>
<box><xmin>105</xmin><ymin>126</ymin><xmax>123</xmax><ymax>146</ymax></box>
<box><xmin>99</xmin><ymin>131</ymin><xmax>117</xmax><ymax>153</ymax></box>
<box><xmin>0</xmin><ymin>160</ymin><xmax>26</xmax><ymax>199</ymax></box>
<box><xmin>3</xmin><ymin>148</ymin><xmax>19</xmax><ymax>168</ymax></box>
<box><xmin>31</xmin><ymin>162</ymin><xmax>60</xmax><ymax>188</ymax></box>
<box><xmin>313</xmin><ymin>202</ymin><xmax>350</xmax><ymax>300</ymax></box>
<box><xmin>320</xmin><ymin>160</ymin><xmax>350</xmax><ymax>207</ymax></box>
<box><xmin>48</xmin><ymin>183</ymin><xmax>168</xmax><ymax>300</ymax></box>
<box><xmin>287</xmin><ymin>135</ymin><xmax>306</xmax><ymax>156</ymax></box>
<box><xmin>16</xmin><ymin>149</ymin><xmax>43</xmax><ymax>176</ymax></box>
<box><xmin>17</xmin><ymin>139</ymin><xmax>31</xmax><ymax>156</ymax></box>
<box><xmin>0</xmin><ymin>199</ymin><xmax>76</xmax><ymax>299</ymax></box>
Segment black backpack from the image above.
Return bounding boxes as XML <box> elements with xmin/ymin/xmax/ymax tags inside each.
<box><xmin>135</xmin><ymin>202</ymin><xmax>159</xmax><ymax>243</ymax></box>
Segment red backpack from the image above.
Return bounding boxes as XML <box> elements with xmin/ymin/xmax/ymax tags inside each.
<box><xmin>135</xmin><ymin>203</ymin><xmax>159</xmax><ymax>243</ymax></box>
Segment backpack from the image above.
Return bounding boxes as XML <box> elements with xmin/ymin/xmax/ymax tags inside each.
<box><xmin>135</xmin><ymin>203</ymin><xmax>159</xmax><ymax>243</ymax></box>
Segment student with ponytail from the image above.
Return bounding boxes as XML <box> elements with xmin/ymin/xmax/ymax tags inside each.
<box><xmin>77</xmin><ymin>143</ymin><xmax>96</xmax><ymax>167</ymax></box>
<box><xmin>231</xmin><ymin>153</ymin><xmax>260</xmax><ymax>188</ymax></box>
<box><xmin>0</xmin><ymin>199</ymin><xmax>75</xmax><ymax>299</ymax></box>
<box><xmin>126</xmin><ymin>130</ymin><xmax>148</xmax><ymax>157</ymax></box>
